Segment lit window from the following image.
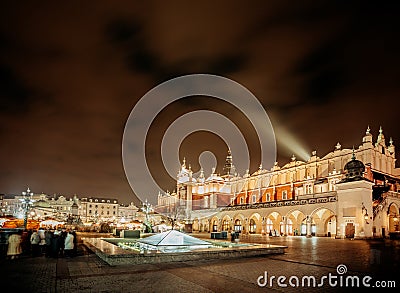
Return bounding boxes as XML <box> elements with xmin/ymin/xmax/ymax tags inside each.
<box><xmin>222</xmin><ymin>220</ymin><xmax>230</xmax><ymax>231</ymax></box>
<box><xmin>282</xmin><ymin>190</ymin><xmax>287</xmax><ymax>200</ymax></box>
<box><xmin>234</xmin><ymin>219</ymin><xmax>242</xmax><ymax>232</ymax></box>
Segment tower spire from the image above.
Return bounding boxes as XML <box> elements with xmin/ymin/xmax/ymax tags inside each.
<box><xmin>376</xmin><ymin>126</ymin><xmax>385</xmax><ymax>145</ymax></box>
<box><xmin>223</xmin><ymin>148</ymin><xmax>233</xmax><ymax>175</ymax></box>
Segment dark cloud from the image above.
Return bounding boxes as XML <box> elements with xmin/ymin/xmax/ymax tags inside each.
<box><xmin>0</xmin><ymin>64</ymin><xmax>33</xmax><ymax>113</ymax></box>
<box><xmin>295</xmin><ymin>40</ymin><xmax>349</xmax><ymax>105</ymax></box>
<box><xmin>0</xmin><ymin>1</ymin><xmax>399</xmax><ymax>205</ymax></box>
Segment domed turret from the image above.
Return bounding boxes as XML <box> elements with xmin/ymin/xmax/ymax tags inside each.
<box><xmin>342</xmin><ymin>150</ymin><xmax>365</xmax><ymax>182</ymax></box>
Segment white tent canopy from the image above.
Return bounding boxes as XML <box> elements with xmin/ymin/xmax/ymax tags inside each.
<box><xmin>40</xmin><ymin>219</ymin><xmax>65</xmax><ymax>226</ymax></box>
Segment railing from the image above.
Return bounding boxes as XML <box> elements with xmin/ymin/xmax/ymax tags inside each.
<box><xmin>386</xmin><ymin>191</ymin><xmax>400</xmax><ymax>199</ymax></box>
<box><xmin>222</xmin><ymin>191</ymin><xmax>337</xmax><ymax>211</ymax></box>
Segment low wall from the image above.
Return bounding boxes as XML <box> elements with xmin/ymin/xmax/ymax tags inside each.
<box><xmin>83</xmin><ymin>237</ymin><xmax>287</xmax><ymax>266</ymax></box>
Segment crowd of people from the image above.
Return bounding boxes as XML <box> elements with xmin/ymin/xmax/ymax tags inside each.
<box><xmin>3</xmin><ymin>227</ymin><xmax>77</xmax><ymax>260</ymax></box>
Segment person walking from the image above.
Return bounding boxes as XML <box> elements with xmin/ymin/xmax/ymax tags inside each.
<box><xmin>30</xmin><ymin>229</ymin><xmax>40</xmax><ymax>257</ymax></box>
<box><xmin>58</xmin><ymin>228</ymin><xmax>67</xmax><ymax>257</ymax></box>
<box><xmin>64</xmin><ymin>230</ymin><xmax>74</xmax><ymax>258</ymax></box>
<box><xmin>50</xmin><ymin>229</ymin><xmax>60</xmax><ymax>258</ymax></box>
<box><xmin>44</xmin><ymin>229</ymin><xmax>53</xmax><ymax>257</ymax></box>
<box><xmin>7</xmin><ymin>230</ymin><xmax>22</xmax><ymax>260</ymax></box>
<box><xmin>21</xmin><ymin>229</ymin><xmax>31</xmax><ymax>256</ymax></box>
<box><xmin>38</xmin><ymin>228</ymin><xmax>46</xmax><ymax>255</ymax></box>
<box><xmin>71</xmin><ymin>229</ymin><xmax>78</xmax><ymax>256</ymax></box>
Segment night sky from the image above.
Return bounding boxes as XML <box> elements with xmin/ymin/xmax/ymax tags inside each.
<box><xmin>1</xmin><ymin>1</ymin><xmax>400</xmax><ymax>205</ymax></box>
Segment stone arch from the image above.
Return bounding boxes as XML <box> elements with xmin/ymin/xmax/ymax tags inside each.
<box><xmin>210</xmin><ymin>215</ymin><xmax>220</xmax><ymax>232</ymax></box>
<box><xmin>249</xmin><ymin>212</ymin><xmax>262</xmax><ymax>234</ymax></box>
<box><xmin>221</xmin><ymin>215</ymin><xmax>232</xmax><ymax>231</ymax></box>
<box><xmin>233</xmin><ymin>213</ymin><xmax>245</xmax><ymax>233</ymax></box>
<box><xmin>388</xmin><ymin>203</ymin><xmax>400</xmax><ymax>232</ymax></box>
<box><xmin>265</xmin><ymin>211</ymin><xmax>283</xmax><ymax>235</ymax></box>
<box><xmin>310</xmin><ymin>207</ymin><xmax>337</xmax><ymax>237</ymax></box>
<box><xmin>284</xmin><ymin>209</ymin><xmax>306</xmax><ymax>236</ymax></box>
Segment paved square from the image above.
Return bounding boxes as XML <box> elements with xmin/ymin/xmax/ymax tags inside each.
<box><xmin>0</xmin><ymin>236</ymin><xmax>399</xmax><ymax>292</ymax></box>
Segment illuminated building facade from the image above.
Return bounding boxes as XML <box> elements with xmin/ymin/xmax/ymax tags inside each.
<box><xmin>158</xmin><ymin>127</ymin><xmax>400</xmax><ymax>238</ymax></box>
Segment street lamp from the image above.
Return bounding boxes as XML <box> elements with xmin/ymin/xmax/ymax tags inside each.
<box><xmin>20</xmin><ymin>187</ymin><xmax>35</xmax><ymax>229</ymax></box>
<box><xmin>361</xmin><ymin>202</ymin><xmax>369</xmax><ymax>224</ymax></box>
<box><xmin>141</xmin><ymin>199</ymin><xmax>153</xmax><ymax>232</ymax></box>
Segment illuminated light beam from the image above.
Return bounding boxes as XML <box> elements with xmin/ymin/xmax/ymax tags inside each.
<box><xmin>274</xmin><ymin>125</ymin><xmax>311</xmax><ymax>162</ymax></box>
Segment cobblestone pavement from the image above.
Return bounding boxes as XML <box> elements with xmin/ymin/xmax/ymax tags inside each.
<box><xmin>0</xmin><ymin>236</ymin><xmax>399</xmax><ymax>292</ymax></box>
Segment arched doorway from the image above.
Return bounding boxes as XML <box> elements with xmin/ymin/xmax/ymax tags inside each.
<box><xmin>326</xmin><ymin>216</ymin><xmax>337</xmax><ymax>237</ymax></box>
<box><xmin>249</xmin><ymin>218</ymin><xmax>256</xmax><ymax>234</ymax></box>
<box><xmin>310</xmin><ymin>207</ymin><xmax>336</xmax><ymax>237</ymax></box>
<box><xmin>301</xmin><ymin>217</ymin><xmax>316</xmax><ymax>236</ymax></box>
<box><xmin>222</xmin><ymin>219</ymin><xmax>230</xmax><ymax>231</ymax></box>
<box><xmin>234</xmin><ymin>219</ymin><xmax>242</xmax><ymax>232</ymax></box>
<box><xmin>388</xmin><ymin>204</ymin><xmax>399</xmax><ymax>232</ymax></box>
<box><xmin>212</xmin><ymin>219</ymin><xmax>218</xmax><ymax>232</ymax></box>
<box><xmin>286</xmin><ymin>218</ymin><xmax>293</xmax><ymax>235</ymax></box>
<box><xmin>345</xmin><ymin>222</ymin><xmax>355</xmax><ymax>238</ymax></box>
<box><xmin>285</xmin><ymin>210</ymin><xmax>306</xmax><ymax>236</ymax></box>
<box><xmin>266</xmin><ymin>218</ymin><xmax>273</xmax><ymax>235</ymax></box>
<box><xmin>265</xmin><ymin>212</ymin><xmax>282</xmax><ymax>236</ymax></box>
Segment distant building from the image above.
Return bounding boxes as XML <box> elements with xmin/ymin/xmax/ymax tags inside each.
<box><xmin>0</xmin><ymin>193</ymin><xmax>139</xmax><ymax>226</ymax></box>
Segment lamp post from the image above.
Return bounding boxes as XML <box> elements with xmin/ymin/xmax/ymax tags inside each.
<box><xmin>20</xmin><ymin>187</ymin><xmax>35</xmax><ymax>230</ymax></box>
<box><xmin>141</xmin><ymin>199</ymin><xmax>153</xmax><ymax>232</ymax></box>
<box><xmin>361</xmin><ymin>202</ymin><xmax>369</xmax><ymax>224</ymax></box>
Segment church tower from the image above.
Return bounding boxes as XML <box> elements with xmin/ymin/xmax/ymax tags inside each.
<box><xmin>223</xmin><ymin>148</ymin><xmax>233</xmax><ymax>176</ymax></box>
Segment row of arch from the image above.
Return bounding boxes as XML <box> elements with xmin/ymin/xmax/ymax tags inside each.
<box><xmin>193</xmin><ymin>207</ymin><xmax>337</xmax><ymax>237</ymax></box>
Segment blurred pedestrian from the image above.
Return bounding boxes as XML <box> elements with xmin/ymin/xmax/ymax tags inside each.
<box><xmin>38</xmin><ymin>228</ymin><xmax>46</xmax><ymax>255</ymax></box>
<box><xmin>7</xmin><ymin>230</ymin><xmax>22</xmax><ymax>260</ymax></box>
<box><xmin>64</xmin><ymin>230</ymin><xmax>74</xmax><ymax>258</ymax></box>
<box><xmin>21</xmin><ymin>229</ymin><xmax>31</xmax><ymax>256</ymax></box>
<box><xmin>50</xmin><ymin>229</ymin><xmax>60</xmax><ymax>258</ymax></box>
<box><xmin>71</xmin><ymin>229</ymin><xmax>78</xmax><ymax>256</ymax></box>
<box><xmin>30</xmin><ymin>229</ymin><xmax>40</xmax><ymax>257</ymax></box>
<box><xmin>45</xmin><ymin>229</ymin><xmax>53</xmax><ymax>257</ymax></box>
<box><xmin>58</xmin><ymin>228</ymin><xmax>67</xmax><ymax>257</ymax></box>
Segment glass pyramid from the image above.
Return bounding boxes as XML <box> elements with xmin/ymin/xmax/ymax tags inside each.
<box><xmin>137</xmin><ymin>230</ymin><xmax>212</xmax><ymax>252</ymax></box>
